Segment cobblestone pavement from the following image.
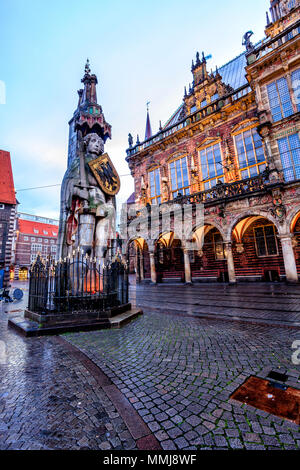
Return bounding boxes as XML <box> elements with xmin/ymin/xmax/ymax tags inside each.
<box><xmin>0</xmin><ymin>282</ymin><xmax>139</xmax><ymax>450</ymax></box>
<box><xmin>65</xmin><ymin>284</ymin><xmax>300</xmax><ymax>450</ymax></box>
<box><xmin>129</xmin><ymin>282</ymin><xmax>300</xmax><ymax>326</ymax></box>
<box><xmin>1</xmin><ymin>281</ymin><xmax>300</xmax><ymax>450</ymax></box>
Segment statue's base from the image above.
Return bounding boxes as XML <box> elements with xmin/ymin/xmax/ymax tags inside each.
<box><xmin>8</xmin><ymin>303</ymin><xmax>143</xmax><ymax>337</ymax></box>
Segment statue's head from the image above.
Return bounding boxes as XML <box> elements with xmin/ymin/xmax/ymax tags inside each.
<box><xmin>84</xmin><ymin>133</ymin><xmax>104</xmax><ymax>156</ymax></box>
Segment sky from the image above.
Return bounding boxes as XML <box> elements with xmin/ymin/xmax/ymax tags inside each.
<box><xmin>0</xmin><ymin>0</ymin><xmax>269</xmax><ymax>221</ymax></box>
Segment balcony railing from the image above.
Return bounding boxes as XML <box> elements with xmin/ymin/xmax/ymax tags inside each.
<box><xmin>172</xmin><ymin>171</ymin><xmax>271</xmax><ymax>205</ymax></box>
<box><xmin>247</xmin><ymin>19</ymin><xmax>300</xmax><ymax>65</ymax></box>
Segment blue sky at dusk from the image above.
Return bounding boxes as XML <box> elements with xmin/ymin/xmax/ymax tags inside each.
<box><xmin>1</xmin><ymin>0</ymin><xmax>268</xmax><ymax>220</ymax></box>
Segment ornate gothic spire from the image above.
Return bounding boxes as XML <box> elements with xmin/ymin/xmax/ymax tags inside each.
<box><xmin>145</xmin><ymin>102</ymin><xmax>152</xmax><ymax>140</ymax></box>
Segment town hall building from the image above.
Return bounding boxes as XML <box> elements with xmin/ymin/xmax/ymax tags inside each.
<box><xmin>125</xmin><ymin>0</ymin><xmax>300</xmax><ymax>284</ymax></box>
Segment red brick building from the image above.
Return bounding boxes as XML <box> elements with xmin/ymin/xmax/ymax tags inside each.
<box><xmin>125</xmin><ymin>0</ymin><xmax>300</xmax><ymax>284</ymax></box>
<box><xmin>0</xmin><ymin>150</ymin><xmax>17</xmax><ymax>287</ymax></box>
<box><xmin>13</xmin><ymin>213</ymin><xmax>59</xmax><ymax>280</ymax></box>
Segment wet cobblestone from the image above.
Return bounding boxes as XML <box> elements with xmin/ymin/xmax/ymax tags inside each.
<box><xmin>0</xmin><ymin>283</ymin><xmax>137</xmax><ymax>450</ymax></box>
<box><xmin>66</xmin><ymin>283</ymin><xmax>300</xmax><ymax>450</ymax></box>
<box><xmin>1</xmin><ymin>281</ymin><xmax>300</xmax><ymax>450</ymax></box>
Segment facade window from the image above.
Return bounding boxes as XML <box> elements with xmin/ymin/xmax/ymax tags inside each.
<box><xmin>254</xmin><ymin>225</ymin><xmax>278</xmax><ymax>257</ymax></box>
<box><xmin>0</xmin><ymin>204</ymin><xmax>4</xmax><ymax>210</ymax></box>
<box><xmin>52</xmin><ymin>231</ymin><xmax>57</xmax><ymax>236</ymax></box>
<box><xmin>34</xmin><ymin>229</ymin><xmax>39</xmax><ymax>234</ymax></box>
<box><xmin>31</xmin><ymin>237</ymin><xmax>35</xmax><ymax>241</ymax></box>
<box><xmin>50</xmin><ymin>239</ymin><xmax>54</xmax><ymax>244</ymax></box>
<box><xmin>169</xmin><ymin>156</ymin><xmax>190</xmax><ymax>198</ymax></box>
<box><xmin>267</xmin><ymin>77</ymin><xmax>293</xmax><ymax>122</ymax></box>
<box><xmin>38</xmin><ymin>238</ymin><xmax>42</xmax><ymax>242</ymax></box>
<box><xmin>51</xmin><ymin>245</ymin><xmax>57</xmax><ymax>253</ymax></box>
<box><xmin>234</xmin><ymin>128</ymin><xmax>266</xmax><ymax>179</ymax></box>
<box><xmin>291</xmin><ymin>68</ymin><xmax>300</xmax><ymax>112</ymax></box>
<box><xmin>44</xmin><ymin>239</ymin><xmax>48</xmax><ymax>243</ymax></box>
<box><xmin>31</xmin><ymin>254</ymin><xmax>38</xmax><ymax>263</ymax></box>
<box><xmin>190</xmin><ymin>105</ymin><xmax>197</xmax><ymax>113</ymax></box>
<box><xmin>211</xmin><ymin>93</ymin><xmax>219</xmax><ymax>102</ymax></box>
<box><xmin>31</xmin><ymin>243</ymin><xmax>42</xmax><ymax>252</ymax></box>
<box><xmin>148</xmin><ymin>168</ymin><xmax>161</xmax><ymax>204</ymax></box>
<box><xmin>277</xmin><ymin>133</ymin><xmax>300</xmax><ymax>182</ymax></box>
<box><xmin>24</xmin><ymin>236</ymin><xmax>29</xmax><ymax>241</ymax></box>
<box><xmin>43</xmin><ymin>246</ymin><xmax>48</xmax><ymax>254</ymax></box>
<box><xmin>200</xmin><ymin>99</ymin><xmax>207</xmax><ymax>108</ymax></box>
<box><xmin>199</xmin><ymin>143</ymin><xmax>224</xmax><ymax>189</ymax></box>
<box><xmin>43</xmin><ymin>230</ymin><xmax>48</xmax><ymax>235</ymax></box>
<box><xmin>214</xmin><ymin>233</ymin><xmax>225</xmax><ymax>260</ymax></box>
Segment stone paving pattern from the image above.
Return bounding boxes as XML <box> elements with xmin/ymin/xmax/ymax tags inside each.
<box><xmin>1</xmin><ymin>281</ymin><xmax>300</xmax><ymax>450</ymax></box>
<box><xmin>0</xmin><ymin>283</ymin><xmax>137</xmax><ymax>450</ymax></box>
<box><xmin>66</xmin><ymin>283</ymin><xmax>300</xmax><ymax>450</ymax></box>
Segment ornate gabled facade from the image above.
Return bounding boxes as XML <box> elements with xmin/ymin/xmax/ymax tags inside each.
<box><xmin>125</xmin><ymin>0</ymin><xmax>300</xmax><ymax>285</ymax></box>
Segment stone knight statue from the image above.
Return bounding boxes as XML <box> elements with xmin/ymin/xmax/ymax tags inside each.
<box><xmin>57</xmin><ymin>61</ymin><xmax>119</xmax><ymax>262</ymax></box>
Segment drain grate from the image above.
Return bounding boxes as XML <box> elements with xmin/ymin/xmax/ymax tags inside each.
<box><xmin>231</xmin><ymin>376</ymin><xmax>300</xmax><ymax>424</ymax></box>
<box><xmin>267</xmin><ymin>370</ymin><xmax>288</xmax><ymax>383</ymax></box>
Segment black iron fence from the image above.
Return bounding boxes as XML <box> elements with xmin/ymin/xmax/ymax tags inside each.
<box><xmin>28</xmin><ymin>252</ymin><xmax>128</xmax><ymax>315</ymax></box>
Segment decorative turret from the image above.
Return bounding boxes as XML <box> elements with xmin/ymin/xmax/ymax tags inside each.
<box><xmin>191</xmin><ymin>51</ymin><xmax>208</xmax><ymax>87</ymax></box>
<box><xmin>67</xmin><ymin>60</ymin><xmax>112</xmax><ymax>167</ymax></box>
<box><xmin>265</xmin><ymin>0</ymin><xmax>300</xmax><ymax>38</ymax></box>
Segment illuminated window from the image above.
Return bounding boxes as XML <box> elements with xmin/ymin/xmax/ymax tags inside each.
<box><xmin>148</xmin><ymin>168</ymin><xmax>161</xmax><ymax>204</ymax></box>
<box><xmin>214</xmin><ymin>233</ymin><xmax>225</xmax><ymax>260</ymax></box>
<box><xmin>199</xmin><ymin>143</ymin><xmax>224</xmax><ymax>189</ymax></box>
<box><xmin>169</xmin><ymin>156</ymin><xmax>190</xmax><ymax>198</ymax></box>
<box><xmin>277</xmin><ymin>133</ymin><xmax>300</xmax><ymax>182</ymax></box>
<box><xmin>234</xmin><ymin>128</ymin><xmax>266</xmax><ymax>179</ymax></box>
<box><xmin>267</xmin><ymin>77</ymin><xmax>293</xmax><ymax>122</ymax></box>
<box><xmin>254</xmin><ymin>226</ymin><xmax>278</xmax><ymax>257</ymax></box>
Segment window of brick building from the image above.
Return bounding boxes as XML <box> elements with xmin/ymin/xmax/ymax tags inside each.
<box><xmin>169</xmin><ymin>156</ymin><xmax>190</xmax><ymax>198</ymax></box>
<box><xmin>24</xmin><ymin>236</ymin><xmax>29</xmax><ymax>241</ymax></box>
<box><xmin>148</xmin><ymin>168</ymin><xmax>161</xmax><ymax>204</ymax></box>
<box><xmin>277</xmin><ymin>133</ymin><xmax>300</xmax><ymax>182</ymax></box>
<box><xmin>234</xmin><ymin>128</ymin><xmax>266</xmax><ymax>179</ymax></box>
<box><xmin>267</xmin><ymin>77</ymin><xmax>294</xmax><ymax>122</ymax></box>
<box><xmin>31</xmin><ymin>243</ymin><xmax>42</xmax><ymax>252</ymax></box>
<box><xmin>254</xmin><ymin>225</ymin><xmax>278</xmax><ymax>257</ymax></box>
<box><xmin>199</xmin><ymin>142</ymin><xmax>224</xmax><ymax>190</ymax></box>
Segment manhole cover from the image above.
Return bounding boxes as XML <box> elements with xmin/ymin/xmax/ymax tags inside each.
<box><xmin>231</xmin><ymin>376</ymin><xmax>300</xmax><ymax>424</ymax></box>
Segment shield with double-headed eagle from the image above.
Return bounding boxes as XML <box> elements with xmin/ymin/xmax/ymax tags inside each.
<box><xmin>88</xmin><ymin>153</ymin><xmax>120</xmax><ymax>196</ymax></box>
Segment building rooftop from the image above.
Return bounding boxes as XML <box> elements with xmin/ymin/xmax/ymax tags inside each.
<box><xmin>0</xmin><ymin>150</ymin><xmax>16</xmax><ymax>205</ymax></box>
<box><xmin>163</xmin><ymin>51</ymin><xmax>249</xmax><ymax>130</ymax></box>
<box><xmin>18</xmin><ymin>218</ymin><xmax>59</xmax><ymax>238</ymax></box>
